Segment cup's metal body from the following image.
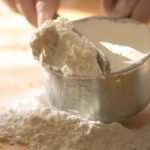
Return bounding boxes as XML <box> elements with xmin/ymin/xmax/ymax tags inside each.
<box><xmin>44</xmin><ymin>57</ymin><xmax>150</xmax><ymax>122</ymax></box>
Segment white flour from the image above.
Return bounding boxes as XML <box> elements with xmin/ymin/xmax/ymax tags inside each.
<box><xmin>0</xmin><ymin>90</ymin><xmax>150</xmax><ymax>150</ymax></box>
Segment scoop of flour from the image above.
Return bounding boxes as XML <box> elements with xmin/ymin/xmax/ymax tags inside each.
<box><xmin>30</xmin><ymin>17</ymin><xmax>101</xmax><ymax>77</ymax></box>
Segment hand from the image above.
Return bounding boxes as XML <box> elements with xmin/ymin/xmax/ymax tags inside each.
<box><xmin>3</xmin><ymin>0</ymin><xmax>60</xmax><ymax>27</ymax></box>
<box><xmin>101</xmin><ymin>0</ymin><xmax>150</xmax><ymax>24</ymax></box>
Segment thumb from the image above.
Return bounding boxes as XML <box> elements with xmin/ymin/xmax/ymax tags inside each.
<box><xmin>111</xmin><ymin>0</ymin><xmax>138</xmax><ymax>17</ymax></box>
<box><xmin>36</xmin><ymin>0</ymin><xmax>60</xmax><ymax>26</ymax></box>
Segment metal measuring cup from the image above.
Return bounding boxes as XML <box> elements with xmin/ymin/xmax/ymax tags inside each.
<box><xmin>33</xmin><ymin>17</ymin><xmax>150</xmax><ymax>123</ymax></box>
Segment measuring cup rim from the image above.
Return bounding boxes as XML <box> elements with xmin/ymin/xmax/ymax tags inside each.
<box><xmin>43</xmin><ymin>52</ymin><xmax>150</xmax><ymax>80</ymax></box>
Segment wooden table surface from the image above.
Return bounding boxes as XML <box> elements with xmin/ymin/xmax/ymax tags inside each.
<box><xmin>0</xmin><ymin>0</ymin><xmax>150</xmax><ymax>149</ymax></box>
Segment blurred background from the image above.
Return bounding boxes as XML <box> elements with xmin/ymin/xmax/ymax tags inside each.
<box><xmin>0</xmin><ymin>0</ymin><xmax>103</xmax><ymax>105</ymax></box>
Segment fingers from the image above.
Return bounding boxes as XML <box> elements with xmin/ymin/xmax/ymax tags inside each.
<box><xmin>36</xmin><ymin>0</ymin><xmax>60</xmax><ymax>26</ymax></box>
<box><xmin>2</xmin><ymin>0</ymin><xmax>60</xmax><ymax>27</ymax></box>
<box><xmin>101</xmin><ymin>0</ymin><xmax>118</xmax><ymax>14</ymax></box>
<box><xmin>2</xmin><ymin>0</ymin><xmax>19</xmax><ymax>13</ymax></box>
<box><xmin>15</xmin><ymin>0</ymin><xmax>37</xmax><ymax>26</ymax></box>
<box><xmin>131</xmin><ymin>0</ymin><xmax>150</xmax><ymax>23</ymax></box>
<box><xmin>111</xmin><ymin>0</ymin><xmax>139</xmax><ymax>17</ymax></box>
<box><xmin>102</xmin><ymin>0</ymin><xmax>150</xmax><ymax>24</ymax></box>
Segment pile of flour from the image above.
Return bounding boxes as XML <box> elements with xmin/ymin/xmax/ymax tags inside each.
<box><xmin>0</xmin><ymin>91</ymin><xmax>150</xmax><ymax>150</ymax></box>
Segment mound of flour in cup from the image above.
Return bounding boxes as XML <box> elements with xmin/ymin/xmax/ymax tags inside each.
<box><xmin>30</xmin><ymin>17</ymin><xmax>150</xmax><ymax>76</ymax></box>
<box><xmin>0</xmin><ymin>90</ymin><xmax>150</xmax><ymax>150</ymax></box>
<box><xmin>30</xmin><ymin>17</ymin><xmax>101</xmax><ymax>77</ymax></box>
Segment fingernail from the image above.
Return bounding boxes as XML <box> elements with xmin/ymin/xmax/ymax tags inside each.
<box><xmin>37</xmin><ymin>12</ymin><xmax>45</xmax><ymax>26</ymax></box>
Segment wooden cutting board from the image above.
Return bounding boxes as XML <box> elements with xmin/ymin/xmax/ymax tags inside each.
<box><xmin>0</xmin><ymin>0</ymin><xmax>150</xmax><ymax>149</ymax></box>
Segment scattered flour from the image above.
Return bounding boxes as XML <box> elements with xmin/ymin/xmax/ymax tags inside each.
<box><xmin>0</xmin><ymin>90</ymin><xmax>150</xmax><ymax>150</ymax></box>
